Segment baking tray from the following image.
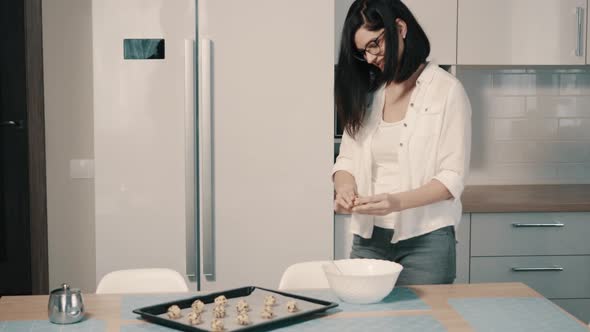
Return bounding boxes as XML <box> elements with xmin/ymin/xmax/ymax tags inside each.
<box><xmin>132</xmin><ymin>286</ymin><xmax>339</xmax><ymax>332</ymax></box>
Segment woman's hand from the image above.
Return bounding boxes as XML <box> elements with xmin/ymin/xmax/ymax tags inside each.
<box><xmin>334</xmin><ymin>183</ymin><xmax>357</xmax><ymax>214</ymax></box>
<box><xmin>333</xmin><ymin>171</ymin><xmax>358</xmax><ymax>214</ymax></box>
<box><xmin>352</xmin><ymin>193</ymin><xmax>402</xmax><ymax>216</ymax></box>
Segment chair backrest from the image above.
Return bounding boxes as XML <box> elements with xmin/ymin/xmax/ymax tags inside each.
<box><xmin>96</xmin><ymin>268</ymin><xmax>189</xmax><ymax>294</ymax></box>
<box><xmin>278</xmin><ymin>261</ymin><xmax>331</xmax><ymax>290</ymax></box>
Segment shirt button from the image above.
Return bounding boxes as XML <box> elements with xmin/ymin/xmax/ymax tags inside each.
<box><xmin>399</xmin><ymin>142</ymin><xmax>403</xmax><ymax>147</ymax></box>
<box><xmin>410</xmin><ymin>103</ymin><xmax>414</xmax><ymax>107</ymax></box>
<box><xmin>416</xmin><ymin>80</ymin><xmax>421</xmax><ymax>85</ymax></box>
<box><xmin>403</xmin><ymin>123</ymin><xmax>407</xmax><ymax>127</ymax></box>
<box><xmin>425</xmin><ymin>107</ymin><xmax>428</xmax><ymax>112</ymax></box>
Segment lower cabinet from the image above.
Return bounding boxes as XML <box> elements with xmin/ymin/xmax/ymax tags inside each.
<box><xmin>470</xmin><ymin>256</ymin><xmax>590</xmax><ymax>299</ymax></box>
<box><xmin>469</xmin><ymin>212</ymin><xmax>590</xmax><ymax>324</ymax></box>
<box><xmin>455</xmin><ymin>214</ymin><xmax>470</xmax><ymax>283</ymax></box>
<box><xmin>334</xmin><ymin>211</ymin><xmax>590</xmax><ymax>324</ymax></box>
<box><xmin>551</xmin><ymin>299</ymin><xmax>590</xmax><ymax>325</ymax></box>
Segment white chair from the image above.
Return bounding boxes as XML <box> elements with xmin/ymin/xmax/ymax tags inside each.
<box><xmin>278</xmin><ymin>261</ymin><xmax>331</xmax><ymax>290</ymax></box>
<box><xmin>96</xmin><ymin>268</ymin><xmax>189</xmax><ymax>294</ymax></box>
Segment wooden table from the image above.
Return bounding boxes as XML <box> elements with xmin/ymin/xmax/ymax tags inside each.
<box><xmin>1</xmin><ymin>282</ymin><xmax>587</xmax><ymax>331</ymax></box>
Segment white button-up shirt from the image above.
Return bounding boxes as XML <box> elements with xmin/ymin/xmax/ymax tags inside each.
<box><xmin>333</xmin><ymin>62</ymin><xmax>472</xmax><ymax>243</ymax></box>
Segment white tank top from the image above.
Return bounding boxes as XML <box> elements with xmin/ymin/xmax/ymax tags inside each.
<box><xmin>370</xmin><ymin>119</ymin><xmax>402</xmax><ymax>229</ymax></box>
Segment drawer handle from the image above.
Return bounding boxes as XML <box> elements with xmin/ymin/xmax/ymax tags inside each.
<box><xmin>512</xmin><ymin>266</ymin><xmax>564</xmax><ymax>272</ymax></box>
<box><xmin>511</xmin><ymin>223</ymin><xmax>564</xmax><ymax>228</ymax></box>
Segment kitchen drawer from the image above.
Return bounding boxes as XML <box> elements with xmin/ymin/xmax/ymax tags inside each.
<box><xmin>470</xmin><ymin>256</ymin><xmax>590</xmax><ymax>299</ymax></box>
<box><xmin>551</xmin><ymin>299</ymin><xmax>590</xmax><ymax>324</ymax></box>
<box><xmin>455</xmin><ymin>214</ymin><xmax>470</xmax><ymax>284</ymax></box>
<box><xmin>471</xmin><ymin>213</ymin><xmax>590</xmax><ymax>256</ymax></box>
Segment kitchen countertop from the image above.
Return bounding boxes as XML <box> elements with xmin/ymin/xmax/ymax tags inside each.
<box><xmin>462</xmin><ymin>184</ymin><xmax>590</xmax><ymax>213</ymax></box>
<box><xmin>1</xmin><ymin>282</ymin><xmax>587</xmax><ymax>331</ymax></box>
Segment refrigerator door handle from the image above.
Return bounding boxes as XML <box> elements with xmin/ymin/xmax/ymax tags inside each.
<box><xmin>184</xmin><ymin>39</ymin><xmax>197</xmax><ymax>282</ymax></box>
<box><xmin>199</xmin><ymin>38</ymin><xmax>215</xmax><ymax>279</ymax></box>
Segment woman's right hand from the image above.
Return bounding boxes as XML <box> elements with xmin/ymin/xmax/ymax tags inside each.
<box><xmin>333</xmin><ymin>171</ymin><xmax>358</xmax><ymax>214</ymax></box>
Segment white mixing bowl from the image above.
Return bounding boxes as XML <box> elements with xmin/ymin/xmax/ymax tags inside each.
<box><xmin>322</xmin><ymin>259</ymin><xmax>403</xmax><ymax>304</ymax></box>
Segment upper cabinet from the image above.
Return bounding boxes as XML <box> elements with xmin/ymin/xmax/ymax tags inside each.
<box><xmin>404</xmin><ymin>0</ymin><xmax>457</xmax><ymax>65</ymax></box>
<box><xmin>458</xmin><ymin>0</ymin><xmax>587</xmax><ymax>65</ymax></box>
<box><xmin>335</xmin><ymin>0</ymin><xmax>457</xmax><ymax>65</ymax></box>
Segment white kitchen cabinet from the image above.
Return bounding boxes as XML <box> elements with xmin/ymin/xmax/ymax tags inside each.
<box><xmin>404</xmin><ymin>0</ymin><xmax>457</xmax><ymax>65</ymax></box>
<box><xmin>335</xmin><ymin>0</ymin><xmax>457</xmax><ymax>64</ymax></box>
<box><xmin>458</xmin><ymin>0</ymin><xmax>587</xmax><ymax>65</ymax></box>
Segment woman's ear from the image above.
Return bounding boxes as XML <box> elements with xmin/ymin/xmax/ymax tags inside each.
<box><xmin>395</xmin><ymin>18</ymin><xmax>408</xmax><ymax>39</ymax></box>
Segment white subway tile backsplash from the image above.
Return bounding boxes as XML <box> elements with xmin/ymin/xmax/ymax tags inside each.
<box><xmin>560</xmin><ymin>74</ymin><xmax>590</xmax><ymax>95</ymax></box>
<box><xmin>459</xmin><ymin>69</ymin><xmax>493</xmax><ymax>94</ymax></box>
<box><xmin>486</xmin><ymin>97</ymin><xmax>526</xmax><ymax>118</ymax></box>
<box><xmin>526</xmin><ymin>96</ymin><xmax>590</xmax><ymax>118</ymax></box>
<box><xmin>545</xmin><ymin>142</ymin><xmax>590</xmax><ymax>163</ymax></box>
<box><xmin>558</xmin><ymin>119</ymin><xmax>590</xmax><ymax>139</ymax></box>
<box><xmin>557</xmin><ymin>164</ymin><xmax>588</xmax><ymax>180</ymax></box>
<box><xmin>493</xmin><ymin>119</ymin><xmax>557</xmax><ymax>140</ymax></box>
<box><xmin>492</xmin><ymin>163</ymin><xmax>556</xmax><ymax>181</ymax></box>
<box><xmin>459</xmin><ymin>67</ymin><xmax>590</xmax><ymax>184</ymax></box>
<box><xmin>492</xmin><ymin>73</ymin><xmax>559</xmax><ymax>96</ymax></box>
<box><xmin>492</xmin><ymin>141</ymin><xmax>542</xmax><ymax>163</ymax></box>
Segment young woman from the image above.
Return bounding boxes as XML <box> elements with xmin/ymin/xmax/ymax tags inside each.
<box><xmin>333</xmin><ymin>0</ymin><xmax>471</xmax><ymax>285</ymax></box>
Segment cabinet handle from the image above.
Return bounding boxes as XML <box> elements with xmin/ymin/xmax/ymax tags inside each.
<box><xmin>511</xmin><ymin>223</ymin><xmax>564</xmax><ymax>228</ymax></box>
<box><xmin>512</xmin><ymin>266</ymin><xmax>563</xmax><ymax>272</ymax></box>
<box><xmin>576</xmin><ymin>7</ymin><xmax>584</xmax><ymax>57</ymax></box>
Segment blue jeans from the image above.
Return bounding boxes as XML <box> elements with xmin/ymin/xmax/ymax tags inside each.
<box><xmin>350</xmin><ymin>226</ymin><xmax>456</xmax><ymax>285</ymax></box>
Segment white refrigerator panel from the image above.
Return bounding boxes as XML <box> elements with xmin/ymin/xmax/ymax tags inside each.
<box><xmin>93</xmin><ymin>0</ymin><xmax>195</xmax><ymax>284</ymax></box>
<box><xmin>199</xmin><ymin>0</ymin><xmax>335</xmax><ymax>290</ymax></box>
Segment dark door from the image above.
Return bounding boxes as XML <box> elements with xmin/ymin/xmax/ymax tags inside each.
<box><xmin>0</xmin><ymin>0</ymin><xmax>46</xmax><ymax>296</ymax></box>
<box><xmin>0</xmin><ymin>0</ymin><xmax>32</xmax><ymax>296</ymax></box>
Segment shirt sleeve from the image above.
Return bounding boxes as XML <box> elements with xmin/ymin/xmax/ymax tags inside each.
<box><xmin>432</xmin><ymin>80</ymin><xmax>472</xmax><ymax>201</ymax></box>
<box><xmin>332</xmin><ymin>128</ymin><xmax>355</xmax><ymax>179</ymax></box>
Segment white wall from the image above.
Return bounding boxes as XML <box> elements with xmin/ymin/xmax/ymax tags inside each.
<box><xmin>460</xmin><ymin>67</ymin><xmax>590</xmax><ymax>185</ymax></box>
<box><xmin>42</xmin><ymin>0</ymin><xmax>97</xmax><ymax>292</ymax></box>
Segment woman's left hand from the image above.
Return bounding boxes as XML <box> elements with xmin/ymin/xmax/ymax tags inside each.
<box><xmin>351</xmin><ymin>193</ymin><xmax>402</xmax><ymax>216</ymax></box>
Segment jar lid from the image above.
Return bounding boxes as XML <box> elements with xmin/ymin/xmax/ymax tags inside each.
<box><xmin>50</xmin><ymin>283</ymin><xmax>81</xmax><ymax>295</ymax></box>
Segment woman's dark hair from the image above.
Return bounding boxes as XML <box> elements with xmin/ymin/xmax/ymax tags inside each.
<box><xmin>335</xmin><ymin>0</ymin><xmax>430</xmax><ymax>138</ymax></box>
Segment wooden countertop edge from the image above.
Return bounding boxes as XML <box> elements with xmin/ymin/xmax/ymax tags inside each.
<box><xmin>461</xmin><ymin>184</ymin><xmax>590</xmax><ymax>213</ymax></box>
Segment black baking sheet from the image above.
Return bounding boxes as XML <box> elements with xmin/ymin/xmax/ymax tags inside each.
<box><xmin>132</xmin><ymin>286</ymin><xmax>339</xmax><ymax>332</ymax></box>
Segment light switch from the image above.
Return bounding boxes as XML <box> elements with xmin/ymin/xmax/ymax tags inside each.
<box><xmin>70</xmin><ymin>159</ymin><xmax>94</xmax><ymax>179</ymax></box>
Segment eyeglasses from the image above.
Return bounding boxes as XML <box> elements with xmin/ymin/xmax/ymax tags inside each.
<box><xmin>353</xmin><ymin>30</ymin><xmax>385</xmax><ymax>61</ymax></box>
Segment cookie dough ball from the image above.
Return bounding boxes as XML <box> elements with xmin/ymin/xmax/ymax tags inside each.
<box><xmin>191</xmin><ymin>299</ymin><xmax>205</xmax><ymax>313</ymax></box>
<box><xmin>211</xmin><ymin>318</ymin><xmax>224</xmax><ymax>331</ymax></box>
<box><xmin>286</xmin><ymin>300</ymin><xmax>299</xmax><ymax>313</ymax></box>
<box><xmin>214</xmin><ymin>295</ymin><xmax>228</xmax><ymax>307</ymax></box>
<box><xmin>167</xmin><ymin>305</ymin><xmax>182</xmax><ymax>319</ymax></box>
<box><xmin>236</xmin><ymin>299</ymin><xmax>250</xmax><ymax>313</ymax></box>
<box><xmin>260</xmin><ymin>305</ymin><xmax>274</xmax><ymax>319</ymax></box>
<box><xmin>237</xmin><ymin>312</ymin><xmax>250</xmax><ymax>325</ymax></box>
<box><xmin>213</xmin><ymin>305</ymin><xmax>226</xmax><ymax>318</ymax></box>
<box><xmin>187</xmin><ymin>311</ymin><xmax>202</xmax><ymax>325</ymax></box>
<box><xmin>264</xmin><ymin>295</ymin><xmax>277</xmax><ymax>306</ymax></box>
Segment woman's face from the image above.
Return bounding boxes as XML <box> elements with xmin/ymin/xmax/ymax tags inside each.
<box><xmin>353</xmin><ymin>20</ymin><xmax>407</xmax><ymax>71</ymax></box>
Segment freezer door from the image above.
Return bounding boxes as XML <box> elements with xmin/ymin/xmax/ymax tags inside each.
<box><xmin>198</xmin><ymin>0</ymin><xmax>335</xmax><ymax>290</ymax></box>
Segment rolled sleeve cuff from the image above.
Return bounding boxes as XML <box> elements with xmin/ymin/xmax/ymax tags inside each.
<box><xmin>432</xmin><ymin>170</ymin><xmax>464</xmax><ymax>201</ymax></box>
<box><xmin>332</xmin><ymin>159</ymin><xmax>354</xmax><ymax>178</ymax></box>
